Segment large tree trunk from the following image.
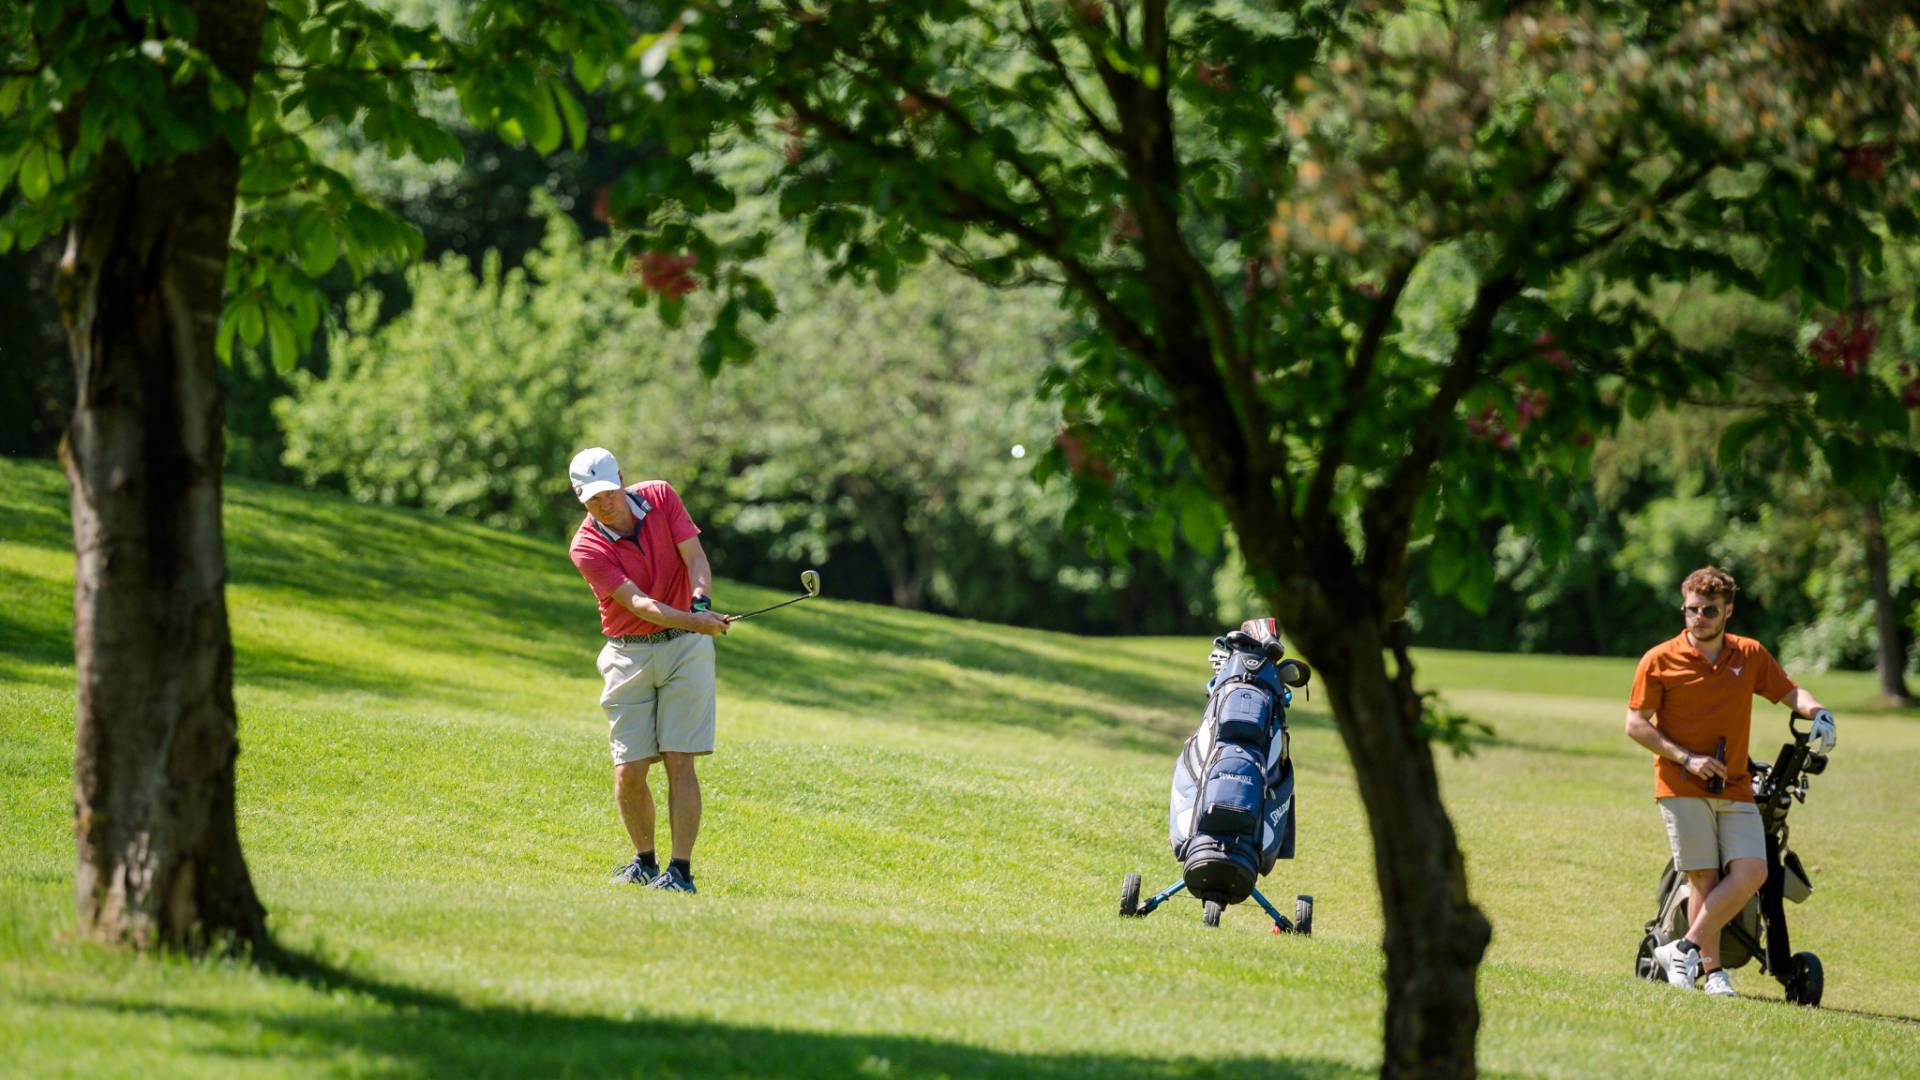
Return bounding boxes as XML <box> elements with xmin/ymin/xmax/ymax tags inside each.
<box><xmin>1862</xmin><ymin>500</ymin><xmax>1913</xmax><ymax>708</ymax></box>
<box><xmin>55</xmin><ymin>2</ymin><xmax>268</xmax><ymax>951</ymax></box>
<box><xmin>1289</xmin><ymin>609</ymin><xmax>1490</xmax><ymax>1078</ymax></box>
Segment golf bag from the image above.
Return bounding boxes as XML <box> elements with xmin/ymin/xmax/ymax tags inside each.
<box><xmin>1168</xmin><ymin>627</ymin><xmax>1303</xmax><ymax>904</ymax></box>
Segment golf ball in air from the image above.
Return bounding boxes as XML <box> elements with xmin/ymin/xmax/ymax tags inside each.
<box><xmin>1010</xmin><ymin>444</ymin><xmax>1026</xmax><ymax>459</ymax></box>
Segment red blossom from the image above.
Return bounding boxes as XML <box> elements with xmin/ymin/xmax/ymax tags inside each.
<box><xmin>1845</xmin><ymin>145</ymin><xmax>1886</xmax><ymax>182</ymax></box>
<box><xmin>1809</xmin><ymin>310</ymin><xmax>1877</xmax><ymax>378</ymax></box>
<box><xmin>591</xmin><ymin>185</ymin><xmax>613</xmax><ymax>224</ymax></box>
<box><xmin>1058</xmin><ymin>428</ymin><xmax>1115</xmax><ymax>482</ymax></box>
<box><xmin>633</xmin><ymin>251</ymin><xmax>701</xmax><ymax>298</ymax></box>
<box><xmin>1194</xmin><ymin>61</ymin><xmax>1232</xmax><ymax>91</ymax></box>
<box><xmin>1067</xmin><ymin>0</ymin><xmax>1106</xmax><ymax>24</ymax></box>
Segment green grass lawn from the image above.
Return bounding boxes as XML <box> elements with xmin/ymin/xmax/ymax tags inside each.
<box><xmin>3</xmin><ymin>454</ymin><xmax>1917</xmax><ymax>1078</ymax></box>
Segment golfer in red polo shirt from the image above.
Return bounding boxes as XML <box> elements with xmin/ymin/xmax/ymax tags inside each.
<box><xmin>567</xmin><ymin>446</ymin><xmax>732</xmax><ymax>894</ymax></box>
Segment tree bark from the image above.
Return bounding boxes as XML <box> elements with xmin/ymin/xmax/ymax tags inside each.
<box><xmin>1280</xmin><ymin>584</ymin><xmax>1490</xmax><ymax>1078</ymax></box>
<box><xmin>1862</xmin><ymin>499</ymin><xmax>1913</xmax><ymax>708</ymax></box>
<box><xmin>56</xmin><ymin>1</ymin><xmax>269</xmax><ymax>951</ymax></box>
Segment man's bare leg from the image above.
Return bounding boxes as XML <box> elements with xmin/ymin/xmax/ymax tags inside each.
<box><xmin>661</xmin><ymin>751</ymin><xmax>701</xmax><ymax>861</ymax></box>
<box><xmin>614</xmin><ymin>759</ymin><xmax>657</xmax><ymax>855</ymax></box>
<box><xmin>1687</xmin><ymin>859</ymin><xmax>1767</xmax><ymax>969</ymax></box>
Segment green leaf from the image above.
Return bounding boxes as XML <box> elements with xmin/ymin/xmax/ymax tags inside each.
<box><xmin>574</xmin><ymin>52</ymin><xmax>607</xmax><ymax>93</ymax></box>
<box><xmin>552</xmin><ymin>83</ymin><xmax>588</xmax><ymax>152</ymax></box>
<box><xmin>294</xmin><ymin>206</ymin><xmax>337</xmax><ymax>276</ymax></box>
<box><xmin>215</xmin><ymin>302</ymin><xmax>239</xmax><ymax>363</ymax></box>
<box><xmin>1177</xmin><ymin>489</ymin><xmax>1220</xmax><ymax>555</ymax></box>
<box><xmin>1457</xmin><ymin>546</ymin><xmax>1495</xmax><ymax>615</ymax></box>
<box><xmin>236</xmin><ymin>296</ymin><xmax>265</xmax><ymax>346</ymax></box>
<box><xmin>0</xmin><ymin>77</ymin><xmax>28</xmax><ymax>117</ymax></box>
<box><xmin>1715</xmin><ymin>414</ymin><xmax>1775</xmax><ymax>471</ymax></box>
<box><xmin>17</xmin><ymin>144</ymin><xmax>48</xmax><ymax>201</ymax></box>
<box><xmin>1624</xmin><ymin>385</ymin><xmax>1655</xmax><ymax>420</ymax></box>
<box><xmin>1428</xmin><ymin>528</ymin><xmax>1467</xmax><ymax>596</ymax></box>
<box><xmin>0</xmin><ymin>146</ymin><xmax>21</xmax><ymax>195</ymax></box>
<box><xmin>267</xmin><ymin>305</ymin><xmax>299</xmax><ymax>372</ymax></box>
<box><xmin>526</xmin><ymin>85</ymin><xmax>563</xmax><ymax>155</ymax></box>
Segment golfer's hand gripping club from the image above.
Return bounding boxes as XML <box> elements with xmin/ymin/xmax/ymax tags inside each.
<box><xmin>1809</xmin><ymin>708</ymin><xmax>1837</xmax><ymax>756</ymax></box>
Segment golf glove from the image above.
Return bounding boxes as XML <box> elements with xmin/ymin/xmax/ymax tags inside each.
<box><xmin>1809</xmin><ymin>709</ymin><xmax>1836</xmax><ymax>755</ymax></box>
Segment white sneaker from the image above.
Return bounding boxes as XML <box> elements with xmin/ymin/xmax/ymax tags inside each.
<box><xmin>1652</xmin><ymin>938</ymin><xmax>1702</xmax><ymax>989</ymax></box>
<box><xmin>1703</xmin><ymin>970</ymin><xmax>1738</xmax><ymax>997</ymax></box>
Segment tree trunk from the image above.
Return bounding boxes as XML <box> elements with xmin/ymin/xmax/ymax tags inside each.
<box><xmin>56</xmin><ymin>1</ymin><xmax>268</xmax><ymax>951</ymax></box>
<box><xmin>1862</xmin><ymin>499</ymin><xmax>1913</xmax><ymax>707</ymax></box>
<box><xmin>1295</xmin><ymin>613</ymin><xmax>1491</xmax><ymax>1078</ymax></box>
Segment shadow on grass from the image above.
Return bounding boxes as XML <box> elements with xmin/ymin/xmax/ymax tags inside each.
<box><xmin>44</xmin><ymin>947</ymin><xmax>1366</xmax><ymax>1079</ymax></box>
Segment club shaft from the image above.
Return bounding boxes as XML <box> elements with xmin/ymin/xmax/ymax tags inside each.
<box><xmin>730</xmin><ymin>594</ymin><xmax>812</xmax><ymax>620</ymax></box>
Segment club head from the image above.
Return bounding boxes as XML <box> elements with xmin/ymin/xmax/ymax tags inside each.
<box><xmin>800</xmin><ymin>569</ymin><xmax>820</xmax><ymax>597</ymax></box>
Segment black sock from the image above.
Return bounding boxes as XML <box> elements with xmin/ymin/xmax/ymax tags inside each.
<box><xmin>1700</xmin><ymin>961</ymin><xmax>1721</xmax><ymax>974</ymax></box>
<box><xmin>637</xmin><ymin>851</ymin><xmax>659</xmax><ymax>873</ymax></box>
<box><xmin>670</xmin><ymin>857</ymin><xmax>692</xmax><ymax>881</ymax></box>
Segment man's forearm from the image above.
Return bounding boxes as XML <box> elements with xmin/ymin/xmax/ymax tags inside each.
<box><xmin>614</xmin><ymin>587</ymin><xmax>700</xmax><ymax>631</ymax></box>
<box><xmin>1786</xmin><ymin>688</ymin><xmax>1827</xmax><ymax>718</ymax></box>
<box><xmin>1626</xmin><ymin>713</ymin><xmax>1692</xmax><ymax>765</ymax></box>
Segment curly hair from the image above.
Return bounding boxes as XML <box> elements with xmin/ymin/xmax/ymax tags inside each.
<box><xmin>1680</xmin><ymin>566</ymin><xmax>1739</xmax><ymax>601</ymax></box>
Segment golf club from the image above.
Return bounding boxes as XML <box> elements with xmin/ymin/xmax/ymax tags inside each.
<box><xmin>728</xmin><ymin>569</ymin><xmax>821</xmax><ymax>621</ymax></box>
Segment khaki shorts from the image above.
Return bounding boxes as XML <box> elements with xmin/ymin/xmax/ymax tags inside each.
<box><xmin>1657</xmin><ymin>797</ymin><xmax>1766</xmax><ymax>872</ymax></box>
<box><xmin>596</xmin><ymin>632</ymin><xmax>716</xmax><ymax>766</ymax></box>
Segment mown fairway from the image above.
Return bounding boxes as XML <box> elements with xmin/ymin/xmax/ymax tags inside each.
<box><xmin>3</xmin><ymin>455</ymin><xmax>1918</xmax><ymax>1078</ymax></box>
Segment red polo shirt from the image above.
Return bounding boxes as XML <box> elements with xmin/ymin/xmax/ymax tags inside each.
<box><xmin>1629</xmin><ymin>631</ymin><xmax>1796</xmax><ymax>802</ymax></box>
<box><xmin>567</xmin><ymin>481</ymin><xmax>702</xmax><ymax>637</ymax></box>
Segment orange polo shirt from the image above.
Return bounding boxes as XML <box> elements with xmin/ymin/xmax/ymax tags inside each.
<box><xmin>1629</xmin><ymin>632</ymin><xmax>1796</xmax><ymax>802</ymax></box>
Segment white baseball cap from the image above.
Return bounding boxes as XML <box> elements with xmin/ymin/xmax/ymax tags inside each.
<box><xmin>568</xmin><ymin>447</ymin><xmax>624</xmax><ymax>503</ymax></box>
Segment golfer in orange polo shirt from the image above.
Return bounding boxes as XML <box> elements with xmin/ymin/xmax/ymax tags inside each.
<box><xmin>1625</xmin><ymin>566</ymin><xmax>1837</xmax><ymax>997</ymax></box>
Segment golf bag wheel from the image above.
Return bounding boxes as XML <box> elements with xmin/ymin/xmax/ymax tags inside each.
<box><xmin>1119</xmin><ymin>872</ymin><xmax>1141</xmax><ymax>918</ymax></box>
<box><xmin>1294</xmin><ymin>895</ymin><xmax>1314</xmax><ymax>937</ymax></box>
<box><xmin>1784</xmin><ymin>952</ymin><xmax>1824</xmax><ymax>1007</ymax></box>
<box><xmin>1203</xmin><ymin>900</ymin><xmax>1224</xmax><ymax>928</ymax></box>
<box><xmin>1634</xmin><ymin>934</ymin><xmax>1664</xmax><ymax>982</ymax></box>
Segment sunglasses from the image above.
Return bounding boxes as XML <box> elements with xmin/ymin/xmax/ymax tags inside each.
<box><xmin>1682</xmin><ymin>604</ymin><xmax>1723</xmax><ymax>618</ymax></box>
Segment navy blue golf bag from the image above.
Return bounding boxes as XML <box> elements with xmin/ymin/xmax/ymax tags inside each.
<box><xmin>1169</xmin><ymin>629</ymin><xmax>1303</xmax><ymax>904</ymax></box>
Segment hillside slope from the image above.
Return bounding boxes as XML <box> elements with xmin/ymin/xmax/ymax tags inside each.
<box><xmin>3</xmin><ymin>456</ymin><xmax>1916</xmax><ymax>1078</ymax></box>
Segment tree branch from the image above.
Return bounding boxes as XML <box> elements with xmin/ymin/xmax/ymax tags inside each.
<box><xmin>1305</xmin><ymin>258</ymin><xmax>1419</xmax><ymax>524</ymax></box>
<box><xmin>1359</xmin><ymin>272</ymin><xmax>1522</xmax><ymax>607</ymax></box>
<box><xmin>780</xmin><ymin>90</ymin><xmax>1159</xmax><ymax>359</ymax></box>
<box><xmin>1017</xmin><ymin>0</ymin><xmax>1122</xmax><ymax>151</ymax></box>
<box><xmin>832</xmin><ymin>53</ymin><xmax>1071</xmax><ymax>243</ymax></box>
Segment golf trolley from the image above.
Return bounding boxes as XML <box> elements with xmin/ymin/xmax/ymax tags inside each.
<box><xmin>1118</xmin><ymin>621</ymin><xmax>1315</xmax><ymax>934</ymax></box>
<box><xmin>1634</xmin><ymin>713</ymin><xmax>1830</xmax><ymax>1004</ymax></box>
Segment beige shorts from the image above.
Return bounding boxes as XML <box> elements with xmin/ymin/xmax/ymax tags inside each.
<box><xmin>596</xmin><ymin>632</ymin><xmax>716</xmax><ymax>766</ymax></box>
<box><xmin>1657</xmin><ymin>797</ymin><xmax>1766</xmax><ymax>872</ymax></box>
